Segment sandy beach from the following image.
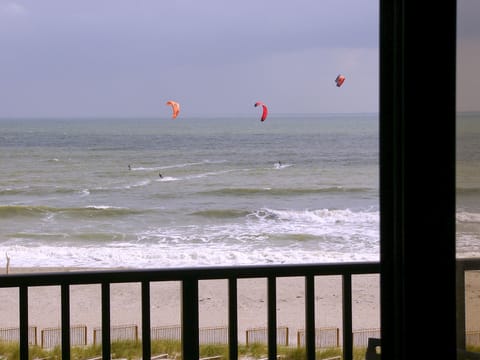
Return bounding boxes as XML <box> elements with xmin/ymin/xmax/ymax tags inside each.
<box><xmin>3</xmin><ymin>266</ymin><xmax>480</xmax><ymax>356</ymax></box>
<box><xmin>0</xmin><ymin>267</ymin><xmax>381</xmax><ymax>347</ymax></box>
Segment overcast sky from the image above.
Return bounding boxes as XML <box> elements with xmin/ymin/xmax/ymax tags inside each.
<box><xmin>0</xmin><ymin>0</ymin><xmax>379</xmax><ymax>118</ymax></box>
<box><xmin>457</xmin><ymin>0</ymin><xmax>480</xmax><ymax>113</ymax></box>
<box><xmin>0</xmin><ymin>1</ymin><xmax>477</xmax><ymax>118</ymax></box>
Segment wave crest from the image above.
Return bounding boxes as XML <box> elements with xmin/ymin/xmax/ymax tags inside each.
<box><xmin>0</xmin><ymin>205</ymin><xmax>143</xmax><ymax>218</ymax></box>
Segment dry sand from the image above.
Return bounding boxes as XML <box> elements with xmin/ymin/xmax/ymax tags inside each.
<box><xmin>0</xmin><ymin>267</ymin><xmax>381</xmax><ymax>346</ymax></box>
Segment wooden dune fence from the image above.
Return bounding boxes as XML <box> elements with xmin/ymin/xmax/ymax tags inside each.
<box><xmin>466</xmin><ymin>330</ymin><xmax>480</xmax><ymax>347</ymax></box>
<box><xmin>0</xmin><ymin>326</ymin><xmax>37</xmax><ymax>346</ymax></box>
<box><xmin>93</xmin><ymin>324</ymin><xmax>139</xmax><ymax>345</ymax></box>
<box><xmin>151</xmin><ymin>325</ymin><xmax>228</xmax><ymax>345</ymax></box>
<box><xmin>352</xmin><ymin>328</ymin><xmax>381</xmax><ymax>347</ymax></box>
<box><xmin>150</xmin><ymin>325</ymin><xmax>182</xmax><ymax>342</ymax></box>
<box><xmin>296</xmin><ymin>327</ymin><xmax>340</xmax><ymax>348</ymax></box>
<box><xmin>245</xmin><ymin>326</ymin><xmax>289</xmax><ymax>346</ymax></box>
<box><xmin>0</xmin><ymin>323</ymin><xmax>384</xmax><ymax>350</ymax></box>
<box><xmin>40</xmin><ymin>325</ymin><xmax>87</xmax><ymax>349</ymax></box>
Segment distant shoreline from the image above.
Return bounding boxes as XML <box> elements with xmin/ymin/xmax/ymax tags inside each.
<box><xmin>0</xmin><ymin>112</ymin><xmax>381</xmax><ymax>121</ymax></box>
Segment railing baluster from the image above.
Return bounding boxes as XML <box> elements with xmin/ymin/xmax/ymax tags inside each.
<box><xmin>229</xmin><ymin>277</ymin><xmax>238</xmax><ymax>360</ymax></box>
<box><xmin>19</xmin><ymin>285</ymin><xmax>29</xmax><ymax>360</ymax></box>
<box><xmin>142</xmin><ymin>280</ymin><xmax>151</xmax><ymax>360</ymax></box>
<box><xmin>305</xmin><ymin>275</ymin><xmax>315</xmax><ymax>360</ymax></box>
<box><xmin>343</xmin><ymin>274</ymin><xmax>353</xmax><ymax>360</ymax></box>
<box><xmin>102</xmin><ymin>282</ymin><xmax>111</xmax><ymax>359</ymax></box>
<box><xmin>267</xmin><ymin>276</ymin><xmax>277</xmax><ymax>360</ymax></box>
<box><xmin>61</xmin><ymin>284</ymin><xmax>71</xmax><ymax>359</ymax></box>
<box><xmin>182</xmin><ymin>277</ymin><xmax>199</xmax><ymax>359</ymax></box>
<box><xmin>456</xmin><ymin>261</ymin><xmax>467</xmax><ymax>350</ymax></box>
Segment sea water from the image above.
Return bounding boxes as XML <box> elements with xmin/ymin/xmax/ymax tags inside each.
<box><xmin>0</xmin><ymin>113</ymin><xmax>477</xmax><ymax>268</ymax></box>
<box><xmin>457</xmin><ymin>112</ymin><xmax>480</xmax><ymax>257</ymax></box>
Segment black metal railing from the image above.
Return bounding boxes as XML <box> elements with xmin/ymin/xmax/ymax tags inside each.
<box><xmin>0</xmin><ymin>262</ymin><xmax>380</xmax><ymax>360</ymax></box>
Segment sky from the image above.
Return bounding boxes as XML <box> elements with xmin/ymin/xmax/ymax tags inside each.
<box><xmin>0</xmin><ymin>0</ymin><xmax>380</xmax><ymax>118</ymax></box>
<box><xmin>457</xmin><ymin>0</ymin><xmax>480</xmax><ymax>113</ymax></box>
<box><xmin>0</xmin><ymin>1</ymin><xmax>477</xmax><ymax>118</ymax></box>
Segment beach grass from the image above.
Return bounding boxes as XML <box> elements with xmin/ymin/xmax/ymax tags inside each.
<box><xmin>0</xmin><ymin>340</ymin><xmax>372</xmax><ymax>359</ymax></box>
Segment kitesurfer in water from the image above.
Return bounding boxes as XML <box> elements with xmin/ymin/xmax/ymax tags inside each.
<box><xmin>159</xmin><ymin>172</ymin><xmax>163</xmax><ymax>178</ymax></box>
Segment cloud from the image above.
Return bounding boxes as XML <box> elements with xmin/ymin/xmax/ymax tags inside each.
<box><xmin>0</xmin><ymin>1</ymin><xmax>27</xmax><ymax>17</ymax></box>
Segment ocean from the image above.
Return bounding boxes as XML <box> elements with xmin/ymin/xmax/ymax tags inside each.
<box><xmin>0</xmin><ymin>113</ymin><xmax>477</xmax><ymax>268</ymax></box>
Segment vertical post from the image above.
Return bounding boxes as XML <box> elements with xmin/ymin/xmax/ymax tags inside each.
<box><xmin>102</xmin><ymin>282</ymin><xmax>111</xmax><ymax>359</ymax></box>
<box><xmin>61</xmin><ymin>284</ymin><xmax>71</xmax><ymax>360</ymax></box>
<box><xmin>305</xmin><ymin>275</ymin><xmax>316</xmax><ymax>360</ymax></box>
<box><xmin>342</xmin><ymin>274</ymin><xmax>353</xmax><ymax>360</ymax></box>
<box><xmin>142</xmin><ymin>281</ymin><xmax>151</xmax><ymax>360</ymax></box>
<box><xmin>267</xmin><ymin>276</ymin><xmax>277</xmax><ymax>360</ymax></box>
<box><xmin>456</xmin><ymin>261</ymin><xmax>466</xmax><ymax>350</ymax></box>
<box><xmin>19</xmin><ymin>285</ymin><xmax>29</xmax><ymax>360</ymax></box>
<box><xmin>229</xmin><ymin>277</ymin><xmax>238</xmax><ymax>360</ymax></box>
<box><xmin>380</xmin><ymin>1</ymin><xmax>457</xmax><ymax>359</ymax></box>
<box><xmin>182</xmin><ymin>278</ymin><xmax>199</xmax><ymax>359</ymax></box>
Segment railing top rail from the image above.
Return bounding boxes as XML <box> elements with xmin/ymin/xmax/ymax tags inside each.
<box><xmin>0</xmin><ymin>261</ymin><xmax>380</xmax><ymax>288</ymax></box>
<box><xmin>457</xmin><ymin>258</ymin><xmax>480</xmax><ymax>270</ymax></box>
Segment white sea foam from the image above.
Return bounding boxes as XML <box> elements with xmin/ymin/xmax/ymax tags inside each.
<box><xmin>457</xmin><ymin>211</ymin><xmax>480</xmax><ymax>223</ymax></box>
<box><xmin>157</xmin><ymin>176</ymin><xmax>179</xmax><ymax>182</ymax></box>
<box><xmin>0</xmin><ymin>207</ymin><xmax>380</xmax><ymax>268</ymax></box>
<box><xmin>0</xmin><ymin>241</ymin><xmax>380</xmax><ymax>268</ymax></box>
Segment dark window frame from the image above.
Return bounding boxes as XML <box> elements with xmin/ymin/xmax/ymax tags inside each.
<box><xmin>379</xmin><ymin>1</ymin><xmax>457</xmax><ymax>359</ymax></box>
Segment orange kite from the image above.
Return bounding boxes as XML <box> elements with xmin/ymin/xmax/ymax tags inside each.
<box><xmin>166</xmin><ymin>100</ymin><xmax>180</xmax><ymax>119</ymax></box>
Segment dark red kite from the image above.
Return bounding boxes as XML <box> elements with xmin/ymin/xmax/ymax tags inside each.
<box><xmin>254</xmin><ymin>101</ymin><xmax>268</xmax><ymax>122</ymax></box>
<box><xmin>335</xmin><ymin>74</ymin><xmax>346</xmax><ymax>87</ymax></box>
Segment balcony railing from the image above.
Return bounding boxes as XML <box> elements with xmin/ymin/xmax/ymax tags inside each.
<box><xmin>1</xmin><ymin>262</ymin><xmax>381</xmax><ymax>360</ymax></box>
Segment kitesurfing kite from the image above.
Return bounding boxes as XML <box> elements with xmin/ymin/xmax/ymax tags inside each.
<box><xmin>254</xmin><ymin>101</ymin><xmax>268</xmax><ymax>122</ymax></box>
<box><xmin>166</xmin><ymin>100</ymin><xmax>180</xmax><ymax>119</ymax></box>
<box><xmin>335</xmin><ymin>74</ymin><xmax>345</xmax><ymax>87</ymax></box>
